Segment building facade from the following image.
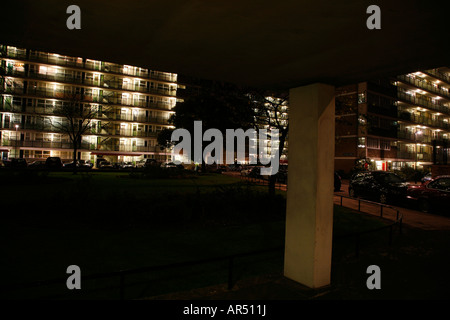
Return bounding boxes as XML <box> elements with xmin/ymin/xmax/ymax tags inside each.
<box><xmin>0</xmin><ymin>44</ymin><xmax>181</xmax><ymax>166</ymax></box>
<box><xmin>335</xmin><ymin>67</ymin><xmax>450</xmax><ymax>175</ymax></box>
<box><xmin>252</xmin><ymin>95</ymin><xmax>289</xmax><ymax>164</ymax></box>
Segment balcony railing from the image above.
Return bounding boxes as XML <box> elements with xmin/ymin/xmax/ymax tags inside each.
<box><xmin>2</xmin><ymin>49</ymin><xmax>177</xmax><ymax>83</ymax></box>
<box><xmin>396</xmin><ymin>151</ymin><xmax>432</xmax><ymax>162</ymax></box>
<box><xmin>0</xmin><ymin>122</ymin><xmax>162</xmax><ymax>139</ymax></box>
<box><xmin>397</xmin><ymin>111</ymin><xmax>450</xmax><ymax>131</ymax></box>
<box><xmin>1</xmin><ymin>87</ymin><xmax>174</xmax><ymax>111</ymax></box>
<box><xmin>397</xmin><ymin>91</ymin><xmax>450</xmax><ymax>115</ymax></box>
<box><xmin>94</xmin><ymin>144</ymin><xmax>160</xmax><ymax>153</ymax></box>
<box><xmin>397</xmin><ymin>130</ymin><xmax>432</xmax><ymax>143</ymax></box>
<box><xmin>0</xmin><ymin>87</ymin><xmax>171</xmax><ymax>111</ymax></box>
<box><xmin>89</xmin><ymin>127</ymin><xmax>159</xmax><ymax>138</ymax></box>
<box><xmin>1</xmin><ymin>140</ymin><xmax>89</xmax><ymax>149</ymax></box>
<box><xmin>423</xmin><ymin>69</ymin><xmax>450</xmax><ymax>84</ymax></box>
<box><xmin>397</xmin><ymin>74</ymin><xmax>450</xmax><ymax>100</ymax></box>
<box><xmin>0</xmin><ymin>140</ymin><xmax>161</xmax><ymax>153</ymax></box>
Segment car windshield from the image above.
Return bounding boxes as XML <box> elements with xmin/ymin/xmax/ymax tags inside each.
<box><xmin>373</xmin><ymin>172</ymin><xmax>403</xmax><ymax>184</ymax></box>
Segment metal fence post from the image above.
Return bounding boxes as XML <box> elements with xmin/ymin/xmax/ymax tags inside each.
<box><xmin>388</xmin><ymin>225</ymin><xmax>393</xmax><ymax>245</ymax></box>
<box><xmin>119</xmin><ymin>273</ymin><xmax>125</xmax><ymax>300</ymax></box>
<box><xmin>228</xmin><ymin>257</ymin><xmax>234</xmax><ymax>290</ymax></box>
<box><xmin>355</xmin><ymin>234</ymin><xmax>360</xmax><ymax>257</ymax></box>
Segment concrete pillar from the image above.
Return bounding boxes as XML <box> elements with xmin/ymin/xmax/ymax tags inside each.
<box><xmin>284</xmin><ymin>83</ymin><xmax>335</xmax><ymax>289</ymax></box>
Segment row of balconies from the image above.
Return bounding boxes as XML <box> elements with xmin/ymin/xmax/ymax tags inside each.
<box><xmin>1</xmin><ymin>140</ymin><xmax>164</xmax><ymax>153</ymax></box>
<box><xmin>5</xmin><ymin>69</ymin><xmax>177</xmax><ymax>96</ymax></box>
<box><xmin>1</xmin><ymin>87</ymin><xmax>175</xmax><ymax>110</ymax></box>
<box><xmin>364</xmin><ymin>103</ymin><xmax>450</xmax><ymax>132</ymax></box>
<box><xmin>365</xmin><ymin>124</ymin><xmax>448</xmax><ymax>145</ymax></box>
<box><xmin>1</xmin><ymin>49</ymin><xmax>177</xmax><ymax>82</ymax></box>
<box><xmin>2</xmin><ymin>77</ymin><xmax>176</xmax><ymax>97</ymax></box>
<box><xmin>423</xmin><ymin>69</ymin><xmax>450</xmax><ymax>85</ymax></box>
<box><xmin>397</xmin><ymin>90</ymin><xmax>450</xmax><ymax>115</ymax></box>
<box><xmin>397</xmin><ymin>130</ymin><xmax>435</xmax><ymax>143</ymax></box>
<box><xmin>398</xmin><ymin>111</ymin><xmax>450</xmax><ymax>130</ymax></box>
<box><xmin>397</xmin><ymin>74</ymin><xmax>450</xmax><ymax>100</ymax></box>
<box><xmin>0</xmin><ymin>108</ymin><xmax>171</xmax><ymax>127</ymax></box>
<box><xmin>396</xmin><ymin>151</ymin><xmax>433</xmax><ymax>162</ymax></box>
<box><xmin>0</xmin><ymin>122</ymin><xmax>162</xmax><ymax>138</ymax></box>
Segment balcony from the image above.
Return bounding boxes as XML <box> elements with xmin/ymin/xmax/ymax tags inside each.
<box><xmin>94</xmin><ymin>144</ymin><xmax>160</xmax><ymax>153</ymax></box>
<box><xmin>397</xmin><ymin>111</ymin><xmax>450</xmax><ymax>131</ymax></box>
<box><xmin>3</xmin><ymin>49</ymin><xmax>177</xmax><ymax>84</ymax></box>
<box><xmin>88</xmin><ymin>127</ymin><xmax>158</xmax><ymax>138</ymax></box>
<box><xmin>2</xmin><ymin>87</ymin><xmax>174</xmax><ymax>111</ymax></box>
<box><xmin>423</xmin><ymin>69</ymin><xmax>450</xmax><ymax>85</ymax></box>
<box><xmin>397</xmin><ymin>91</ymin><xmax>450</xmax><ymax>115</ymax></box>
<box><xmin>397</xmin><ymin>74</ymin><xmax>450</xmax><ymax>100</ymax></box>
<box><xmin>1</xmin><ymin>140</ymin><xmax>90</xmax><ymax>150</ymax></box>
<box><xmin>396</xmin><ymin>151</ymin><xmax>432</xmax><ymax>162</ymax></box>
<box><xmin>397</xmin><ymin>130</ymin><xmax>432</xmax><ymax>143</ymax></box>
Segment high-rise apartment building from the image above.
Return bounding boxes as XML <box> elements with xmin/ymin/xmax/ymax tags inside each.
<box><xmin>335</xmin><ymin>67</ymin><xmax>450</xmax><ymax>174</ymax></box>
<box><xmin>253</xmin><ymin>95</ymin><xmax>289</xmax><ymax>164</ymax></box>
<box><xmin>0</xmin><ymin>44</ymin><xmax>181</xmax><ymax>166</ymax></box>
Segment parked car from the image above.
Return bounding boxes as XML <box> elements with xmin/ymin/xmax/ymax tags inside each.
<box><xmin>120</xmin><ymin>162</ymin><xmax>135</xmax><ymax>169</ymax></box>
<box><xmin>28</xmin><ymin>160</ymin><xmax>47</xmax><ymax>169</ymax></box>
<box><xmin>100</xmin><ymin>161</ymin><xmax>114</xmax><ymax>169</ymax></box>
<box><xmin>349</xmin><ymin>171</ymin><xmax>409</xmax><ymax>204</ymax></box>
<box><xmin>97</xmin><ymin>158</ymin><xmax>114</xmax><ymax>169</ymax></box>
<box><xmin>64</xmin><ymin>160</ymin><xmax>92</xmax><ymax>169</ymax></box>
<box><xmin>421</xmin><ymin>172</ymin><xmax>433</xmax><ymax>183</ymax></box>
<box><xmin>205</xmin><ymin>164</ymin><xmax>227</xmax><ymax>174</ymax></box>
<box><xmin>5</xmin><ymin>158</ymin><xmax>28</xmax><ymax>168</ymax></box>
<box><xmin>161</xmin><ymin>162</ymin><xmax>178</xmax><ymax>169</ymax></box>
<box><xmin>79</xmin><ymin>160</ymin><xmax>93</xmax><ymax>169</ymax></box>
<box><xmin>136</xmin><ymin>159</ymin><xmax>146</xmax><ymax>168</ymax></box>
<box><xmin>406</xmin><ymin>175</ymin><xmax>450</xmax><ymax>214</ymax></box>
<box><xmin>228</xmin><ymin>164</ymin><xmax>242</xmax><ymax>172</ymax></box>
<box><xmin>144</xmin><ymin>159</ymin><xmax>159</xmax><ymax>168</ymax></box>
<box><xmin>248</xmin><ymin>166</ymin><xmax>265</xmax><ymax>178</ymax></box>
<box><xmin>240</xmin><ymin>166</ymin><xmax>252</xmax><ymax>176</ymax></box>
<box><xmin>63</xmin><ymin>160</ymin><xmax>80</xmax><ymax>168</ymax></box>
<box><xmin>334</xmin><ymin>172</ymin><xmax>342</xmax><ymax>192</ymax></box>
<box><xmin>45</xmin><ymin>157</ymin><xmax>63</xmax><ymax>169</ymax></box>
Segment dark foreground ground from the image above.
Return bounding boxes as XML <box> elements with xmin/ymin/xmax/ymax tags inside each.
<box><xmin>144</xmin><ymin>224</ymin><xmax>450</xmax><ymax>301</ymax></box>
<box><xmin>1</xmin><ymin>170</ymin><xmax>449</xmax><ymax>301</ymax></box>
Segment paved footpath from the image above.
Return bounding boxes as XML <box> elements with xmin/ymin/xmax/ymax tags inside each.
<box><xmin>335</xmin><ymin>181</ymin><xmax>450</xmax><ymax>231</ymax></box>
<box><xmin>227</xmin><ymin>172</ymin><xmax>450</xmax><ymax>231</ymax></box>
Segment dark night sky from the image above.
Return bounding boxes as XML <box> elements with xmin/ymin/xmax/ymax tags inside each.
<box><xmin>1</xmin><ymin>0</ymin><xmax>449</xmax><ymax>89</ymax></box>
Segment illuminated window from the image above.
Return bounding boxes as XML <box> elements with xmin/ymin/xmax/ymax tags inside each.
<box><xmin>39</xmin><ymin>65</ymin><xmax>57</xmax><ymax>75</ymax></box>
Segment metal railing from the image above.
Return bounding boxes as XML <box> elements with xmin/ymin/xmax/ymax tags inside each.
<box><xmin>0</xmin><ymin>192</ymin><xmax>404</xmax><ymax>299</ymax></box>
<box><xmin>397</xmin><ymin>74</ymin><xmax>450</xmax><ymax>100</ymax></box>
<box><xmin>0</xmin><ymin>246</ymin><xmax>283</xmax><ymax>300</ymax></box>
<box><xmin>334</xmin><ymin>194</ymin><xmax>403</xmax><ymax>257</ymax></box>
<box><xmin>2</xmin><ymin>49</ymin><xmax>177</xmax><ymax>83</ymax></box>
<box><xmin>397</xmin><ymin>90</ymin><xmax>450</xmax><ymax>115</ymax></box>
<box><xmin>1</xmin><ymin>87</ymin><xmax>175</xmax><ymax>111</ymax></box>
<box><xmin>423</xmin><ymin>69</ymin><xmax>450</xmax><ymax>84</ymax></box>
<box><xmin>397</xmin><ymin>111</ymin><xmax>450</xmax><ymax>131</ymax></box>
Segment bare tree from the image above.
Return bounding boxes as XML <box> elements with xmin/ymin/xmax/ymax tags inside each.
<box><xmin>250</xmin><ymin>91</ymin><xmax>289</xmax><ymax>197</ymax></box>
<box><xmin>50</xmin><ymin>93</ymin><xmax>96</xmax><ymax>174</ymax></box>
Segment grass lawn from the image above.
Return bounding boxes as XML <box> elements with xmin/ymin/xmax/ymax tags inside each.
<box><xmin>0</xmin><ymin>169</ymin><xmax>394</xmax><ymax>299</ymax></box>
